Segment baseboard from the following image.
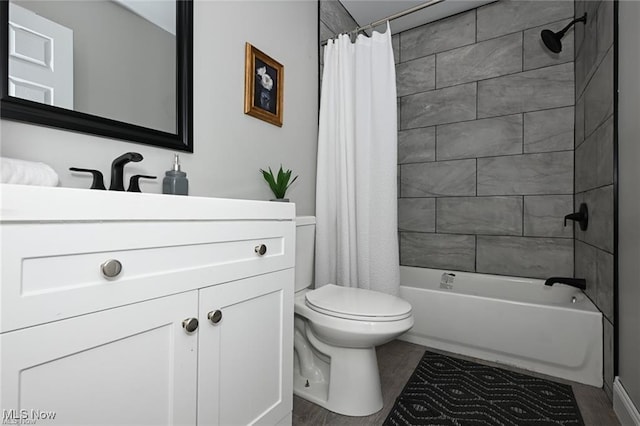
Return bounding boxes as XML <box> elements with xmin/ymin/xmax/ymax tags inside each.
<box><xmin>274</xmin><ymin>412</ymin><xmax>292</xmax><ymax>426</ymax></box>
<box><xmin>614</xmin><ymin>377</ymin><xmax>640</xmax><ymax>426</ymax></box>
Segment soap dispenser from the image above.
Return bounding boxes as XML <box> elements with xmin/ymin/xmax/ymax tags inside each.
<box><xmin>162</xmin><ymin>154</ymin><xmax>188</xmax><ymax>195</ymax></box>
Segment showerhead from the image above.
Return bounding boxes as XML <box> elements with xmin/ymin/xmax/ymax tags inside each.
<box><xmin>541</xmin><ymin>29</ymin><xmax>563</xmax><ymax>53</ymax></box>
<box><xmin>540</xmin><ymin>13</ymin><xmax>587</xmax><ymax>53</ymax></box>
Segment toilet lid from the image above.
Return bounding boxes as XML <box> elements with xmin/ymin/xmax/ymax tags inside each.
<box><xmin>305</xmin><ymin>284</ymin><xmax>412</xmax><ymax>321</ymax></box>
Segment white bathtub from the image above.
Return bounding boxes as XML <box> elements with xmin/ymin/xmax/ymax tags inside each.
<box><xmin>398</xmin><ymin>266</ymin><xmax>603</xmax><ymax>387</ymax></box>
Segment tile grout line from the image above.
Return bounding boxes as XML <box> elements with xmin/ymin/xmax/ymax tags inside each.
<box><xmin>522</xmin><ymin>195</ymin><xmax>525</xmax><ymax>237</ymax></box>
<box><xmin>475</xmin><ymin>158</ymin><xmax>478</xmax><ymax>197</ymax></box>
<box><xmin>521</xmin><ymin>29</ymin><xmax>524</xmax><ymax>73</ymax></box>
<box><xmin>521</xmin><ymin>112</ymin><xmax>525</xmax><ymax>154</ymax></box>
<box><xmin>474</xmin><ymin>234</ymin><xmax>478</xmax><ymax>272</ymax></box>
<box><xmin>398</xmin><ymin>61</ymin><xmax>573</xmax><ymax>101</ymax></box>
<box><xmin>434</xmin><ymin>197</ymin><xmax>438</xmax><ymax>234</ymax></box>
<box><xmin>400</xmin><ymin>105</ymin><xmax>576</xmax><ymax>134</ymax></box>
<box><xmin>401</xmin><ymin>230</ymin><xmax>575</xmax><ymax>240</ymax></box>
<box><xmin>475</xmin><ymin>82</ymin><xmax>479</xmax><ymax>121</ymax></box>
<box><xmin>399</xmin><ymin>194</ymin><xmax>573</xmax><ymax>199</ymax></box>
<box><xmin>474</xmin><ymin>8</ymin><xmax>477</xmax><ymax>44</ymax></box>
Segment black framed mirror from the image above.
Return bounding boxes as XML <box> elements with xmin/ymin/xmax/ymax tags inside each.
<box><xmin>0</xmin><ymin>0</ymin><xmax>193</xmax><ymax>152</ymax></box>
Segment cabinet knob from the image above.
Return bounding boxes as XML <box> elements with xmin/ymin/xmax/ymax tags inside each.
<box><xmin>100</xmin><ymin>259</ymin><xmax>122</xmax><ymax>278</ymax></box>
<box><xmin>255</xmin><ymin>244</ymin><xmax>267</xmax><ymax>256</ymax></box>
<box><xmin>208</xmin><ymin>310</ymin><xmax>222</xmax><ymax>324</ymax></box>
<box><xmin>182</xmin><ymin>318</ymin><xmax>199</xmax><ymax>333</ymax></box>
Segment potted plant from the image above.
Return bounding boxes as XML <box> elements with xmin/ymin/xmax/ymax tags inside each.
<box><xmin>260</xmin><ymin>165</ymin><xmax>298</xmax><ymax>201</ymax></box>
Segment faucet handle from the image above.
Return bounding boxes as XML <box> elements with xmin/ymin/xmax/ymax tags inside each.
<box><xmin>127</xmin><ymin>175</ymin><xmax>157</xmax><ymax>192</ymax></box>
<box><xmin>69</xmin><ymin>167</ymin><xmax>106</xmax><ymax>190</ymax></box>
<box><xmin>564</xmin><ymin>203</ymin><xmax>588</xmax><ymax>231</ymax></box>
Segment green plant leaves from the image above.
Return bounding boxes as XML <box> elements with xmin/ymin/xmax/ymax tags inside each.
<box><xmin>259</xmin><ymin>165</ymin><xmax>298</xmax><ymax>199</ymax></box>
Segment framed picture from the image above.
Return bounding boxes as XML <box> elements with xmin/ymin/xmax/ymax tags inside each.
<box><xmin>244</xmin><ymin>43</ymin><xmax>283</xmax><ymax>127</ymax></box>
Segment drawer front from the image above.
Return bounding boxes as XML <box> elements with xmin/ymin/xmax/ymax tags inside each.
<box><xmin>1</xmin><ymin>220</ymin><xmax>294</xmax><ymax>332</ymax></box>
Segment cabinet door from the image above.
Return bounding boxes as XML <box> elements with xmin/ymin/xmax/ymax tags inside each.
<box><xmin>0</xmin><ymin>292</ymin><xmax>198</xmax><ymax>426</ymax></box>
<box><xmin>197</xmin><ymin>269</ymin><xmax>294</xmax><ymax>426</ymax></box>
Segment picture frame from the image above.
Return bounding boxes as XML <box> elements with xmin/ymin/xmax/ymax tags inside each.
<box><xmin>244</xmin><ymin>43</ymin><xmax>283</xmax><ymax>127</ymax></box>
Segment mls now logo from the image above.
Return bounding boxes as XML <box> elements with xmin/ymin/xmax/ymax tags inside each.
<box><xmin>2</xmin><ymin>409</ymin><xmax>56</xmax><ymax>424</ymax></box>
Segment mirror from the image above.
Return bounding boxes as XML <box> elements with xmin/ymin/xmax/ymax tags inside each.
<box><xmin>0</xmin><ymin>0</ymin><xmax>193</xmax><ymax>152</ymax></box>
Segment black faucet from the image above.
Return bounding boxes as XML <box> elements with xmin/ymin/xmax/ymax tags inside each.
<box><xmin>544</xmin><ymin>277</ymin><xmax>587</xmax><ymax>290</ymax></box>
<box><xmin>109</xmin><ymin>152</ymin><xmax>143</xmax><ymax>191</ymax></box>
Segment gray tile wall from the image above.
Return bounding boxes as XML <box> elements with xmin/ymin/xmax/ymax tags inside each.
<box><xmin>319</xmin><ymin>1</ymin><xmax>357</xmax><ymax>41</ymax></box>
<box><xmin>319</xmin><ymin>1</ymin><xmax>358</xmax><ymax>78</ymax></box>
<box><xmin>574</xmin><ymin>0</ymin><xmax>615</xmax><ymax>399</ymax></box>
<box><xmin>398</xmin><ymin>0</ymin><xmax>575</xmax><ymax>280</ymax></box>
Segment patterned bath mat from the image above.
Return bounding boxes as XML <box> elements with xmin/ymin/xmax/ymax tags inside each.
<box><xmin>384</xmin><ymin>351</ymin><xmax>584</xmax><ymax>426</ymax></box>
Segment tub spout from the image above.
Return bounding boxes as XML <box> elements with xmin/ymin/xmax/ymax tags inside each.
<box><xmin>544</xmin><ymin>277</ymin><xmax>586</xmax><ymax>290</ymax></box>
<box><xmin>440</xmin><ymin>272</ymin><xmax>455</xmax><ymax>289</ymax></box>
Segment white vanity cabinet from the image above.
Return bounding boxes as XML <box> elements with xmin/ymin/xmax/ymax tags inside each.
<box><xmin>0</xmin><ymin>184</ymin><xmax>295</xmax><ymax>426</ymax></box>
<box><xmin>1</xmin><ymin>291</ymin><xmax>200</xmax><ymax>425</ymax></box>
<box><xmin>197</xmin><ymin>270</ymin><xmax>293</xmax><ymax>426</ymax></box>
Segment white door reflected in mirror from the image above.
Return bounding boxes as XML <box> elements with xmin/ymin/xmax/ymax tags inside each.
<box><xmin>8</xmin><ymin>3</ymin><xmax>73</xmax><ymax>109</ymax></box>
<box><xmin>6</xmin><ymin>0</ymin><xmax>176</xmax><ymax>134</ymax></box>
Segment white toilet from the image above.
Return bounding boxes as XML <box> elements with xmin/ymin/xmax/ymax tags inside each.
<box><xmin>293</xmin><ymin>216</ymin><xmax>414</xmax><ymax>416</ymax></box>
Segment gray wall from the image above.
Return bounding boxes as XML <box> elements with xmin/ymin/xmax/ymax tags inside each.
<box><xmin>1</xmin><ymin>0</ymin><xmax>319</xmax><ymax>215</ymax></box>
<box><xmin>396</xmin><ymin>0</ymin><xmax>576</xmax><ymax>280</ymax></box>
<box><xmin>573</xmin><ymin>0</ymin><xmax>615</xmax><ymax>399</ymax></box>
<box><xmin>14</xmin><ymin>0</ymin><xmax>176</xmax><ymax>133</ymax></box>
<box><xmin>618</xmin><ymin>0</ymin><xmax>640</xmax><ymax>411</ymax></box>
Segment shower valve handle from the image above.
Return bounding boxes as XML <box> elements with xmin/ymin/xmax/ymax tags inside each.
<box><xmin>564</xmin><ymin>203</ymin><xmax>588</xmax><ymax>231</ymax></box>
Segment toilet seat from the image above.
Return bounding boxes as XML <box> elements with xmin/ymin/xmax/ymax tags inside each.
<box><xmin>305</xmin><ymin>284</ymin><xmax>412</xmax><ymax>322</ymax></box>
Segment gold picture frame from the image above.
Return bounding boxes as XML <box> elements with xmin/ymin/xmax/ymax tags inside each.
<box><xmin>244</xmin><ymin>43</ymin><xmax>284</xmax><ymax>127</ymax></box>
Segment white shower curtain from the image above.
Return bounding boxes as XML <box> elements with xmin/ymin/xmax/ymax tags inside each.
<box><xmin>315</xmin><ymin>24</ymin><xmax>399</xmax><ymax>295</ymax></box>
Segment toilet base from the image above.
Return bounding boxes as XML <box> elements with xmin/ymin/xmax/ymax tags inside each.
<box><xmin>293</xmin><ymin>324</ymin><xmax>383</xmax><ymax>417</ymax></box>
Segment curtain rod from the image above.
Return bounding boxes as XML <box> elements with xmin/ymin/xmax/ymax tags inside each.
<box><xmin>321</xmin><ymin>0</ymin><xmax>445</xmax><ymax>46</ymax></box>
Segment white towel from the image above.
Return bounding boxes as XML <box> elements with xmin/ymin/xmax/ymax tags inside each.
<box><xmin>1</xmin><ymin>157</ymin><xmax>59</xmax><ymax>187</ymax></box>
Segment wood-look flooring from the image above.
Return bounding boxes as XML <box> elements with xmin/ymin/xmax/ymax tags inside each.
<box><xmin>292</xmin><ymin>340</ymin><xmax>619</xmax><ymax>426</ymax></box>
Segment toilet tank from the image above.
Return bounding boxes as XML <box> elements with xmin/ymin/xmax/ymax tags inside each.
<box><xmin>295</xmin><ymin>216</ymin><xmax>316</xmax><ymax>292</ymax></box>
